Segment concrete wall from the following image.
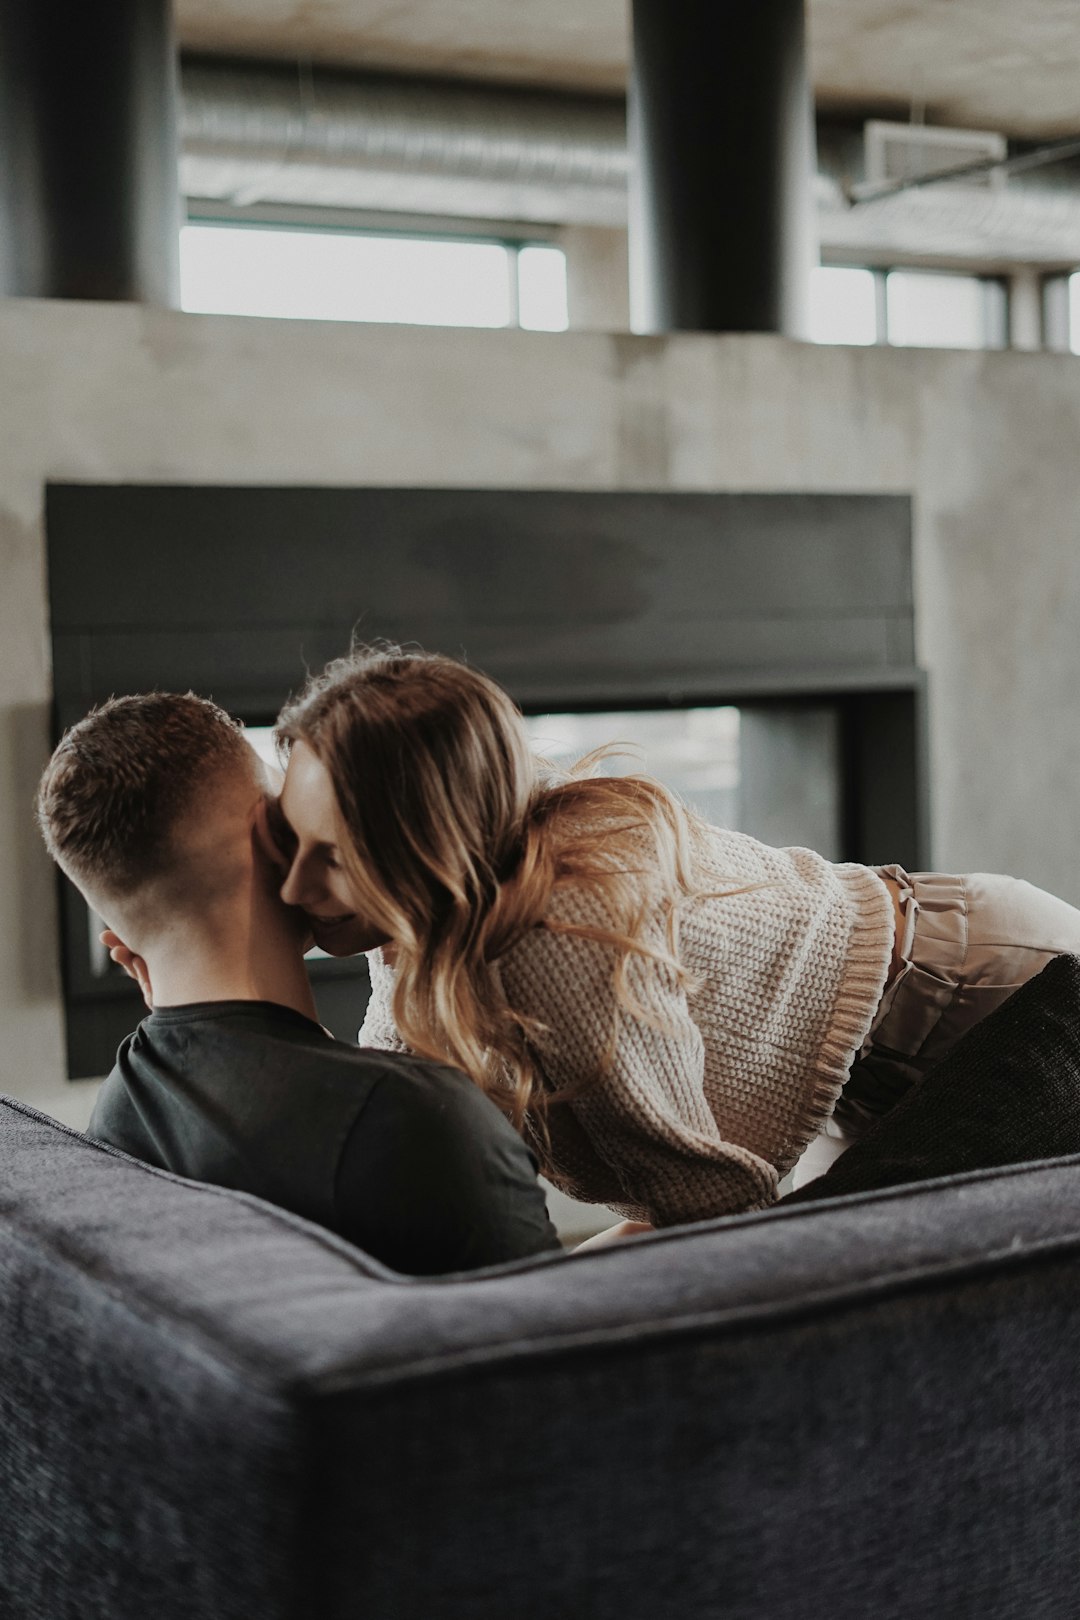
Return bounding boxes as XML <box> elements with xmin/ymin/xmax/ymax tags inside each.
<box><xmin>4</xmin><ymin>297</ymin><xmax>1080</xmax><ymax>1124</ymax></box>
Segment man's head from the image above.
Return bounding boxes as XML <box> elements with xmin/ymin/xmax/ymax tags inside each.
<box><xmin>37</xmin><ymin>692</ymin><xmax>274</xmax><ymax>951</ymax></box>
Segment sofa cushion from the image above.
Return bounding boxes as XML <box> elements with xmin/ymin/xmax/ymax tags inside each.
<box><xmin>6</xmin><ymin>1092</ymin><xmax>1080</xmax><ymax>1618</ymax></box>
<box><xmin>781</xmin><ymin>951</ymin><xmax>1080</xmax><ymax>1205</ymax></box>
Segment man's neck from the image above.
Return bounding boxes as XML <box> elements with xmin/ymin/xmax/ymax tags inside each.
<box><xmin>145</xmin><ymin>927</ymin><xmax>319</xmax><ymax>1023</ymax></box>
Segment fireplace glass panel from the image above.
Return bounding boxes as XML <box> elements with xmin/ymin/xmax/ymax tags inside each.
<box><xmin>524</xmin><ymin>704</ymin><xmax>841</xmax><ymax>861</ymax></box>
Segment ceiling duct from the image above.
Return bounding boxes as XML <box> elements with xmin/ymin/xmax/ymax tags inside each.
<box><xmin>818</xmin><ymin>172</ymin><xmax>1080</xmax><ymax>267</ymax></box>
<box><xmin>179</xmin><ymin>58</ymin><xmax>629</xmax><ymax>226</ymax></box>
<box><xmin>179</xmin><ymin>57</ymin><xmax>1080</xmax><ymax>267</ymax></box>
<box><xmin>864</xmin><ymin>120</ymin><xmax>1007</xmax><ymax>192</ymax></box>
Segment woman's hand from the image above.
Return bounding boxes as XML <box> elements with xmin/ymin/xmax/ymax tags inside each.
<box><xmin>574</xmin><ymin>1220</ymin><xmax>654</xmax><ymax>1252</ymax></box>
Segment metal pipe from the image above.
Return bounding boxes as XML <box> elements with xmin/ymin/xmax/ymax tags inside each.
<box><xmin>180</xmin><ymin>58</ymin><xmax>627</xmax><ymax>214</ymax></box>
<box><xmin>175</xmin><ymin>60</ymin><xmax>1080</xmax><ymax>268</ymax></box>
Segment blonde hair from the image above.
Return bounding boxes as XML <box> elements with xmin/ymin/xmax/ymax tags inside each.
<box><xmin>276</xmin><ymin>646</ymin><xmax>727</xmax><ymax>1142</ymax></box>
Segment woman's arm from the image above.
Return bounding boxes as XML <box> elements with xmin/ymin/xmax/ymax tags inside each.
<box><xmin>503</xmin><ymin>916</ymin><xmax>779</xmax><ymax>1227</ymax></box>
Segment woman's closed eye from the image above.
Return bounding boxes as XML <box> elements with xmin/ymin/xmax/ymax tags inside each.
<box><xmin>264</xmin><ymin>796</ymin><xmax>299</xmax><ymax>859</ymax></box>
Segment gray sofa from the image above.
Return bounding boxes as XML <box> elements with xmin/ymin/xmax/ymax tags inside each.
<box><xmin>4</xmin><ymin>1080</ymin><xmax>1080</xmax><ymax>1620</ymax></box>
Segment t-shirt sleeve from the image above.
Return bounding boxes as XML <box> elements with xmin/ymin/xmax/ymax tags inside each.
<box><xmin>86</xmin><ymin>1057</ymin><xmax>170</xmax><ymax>1170</ymax></box>
<box><xmin>357</xmin><ymin>947</ymin><xmax>411</xmax><ymax>1052</ymax></box>
<box><xmin>506</xmin><ymin>917</ymin><xmax>779</xmax><ymax>1227</ymax></box>
<box><xmin>333</xmin><ymin>1056</ymin><xmax>562</xmax><ymax>1274</ymax></box>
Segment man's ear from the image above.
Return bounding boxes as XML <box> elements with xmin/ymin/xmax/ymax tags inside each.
<box><xmin>100</xmin><ymin>930</ymin><xmax>153</xmax><ymax>1011</ymax></box>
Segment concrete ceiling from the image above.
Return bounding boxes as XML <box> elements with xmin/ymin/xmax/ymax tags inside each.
<box><xmin>175</xmin><ymin>0</ymin><xmax>1080</xmax><ymax>140</ymax></box>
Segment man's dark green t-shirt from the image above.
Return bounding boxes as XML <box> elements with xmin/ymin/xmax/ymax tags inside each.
<box><xmin>87</xmin><ymin>1000</ymin><xmax>560</xmax><ymax>1275</ymax></box>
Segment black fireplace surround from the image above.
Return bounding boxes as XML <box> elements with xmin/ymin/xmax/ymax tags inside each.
<box><xmin>45</xmin><ymin>484</ymin><xmax>925</xmax><ymax>1078</ymax></box>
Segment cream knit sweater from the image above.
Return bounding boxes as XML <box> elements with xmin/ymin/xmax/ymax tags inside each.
<box><xmin>359</xmin><ymin>825</ymin><xmax>896</xmax><ymax>1227</ymax></box>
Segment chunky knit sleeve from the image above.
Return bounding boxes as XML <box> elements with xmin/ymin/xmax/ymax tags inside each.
<box><xmin>500</xmin><ymin>910</ymin><xmax>780</xmax><ymax>1226</ymax></box>
<box><xmin>356</xmin><ymin>826</ymin><xmax>893</xmax><ymax>1225</ymax></box>
<box><xmin>357</xmin><ymin>947</ymin><xmax>410</xmax><ymax>1053</ymax></box>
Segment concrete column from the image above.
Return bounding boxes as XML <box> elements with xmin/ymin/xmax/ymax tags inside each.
<box><xmin>628</xmin><ymin>0</ymin><xmax>817</xmax><ymax>337</ymax></box>
<box><xmin>1042</xmin><ymin>274</ymin><xmax>1072</xmax><ymax>354</ymax></box>
<box><xmin>0</xmin><ymin>0</ymin><xmax>181</xmax><ymax>303</ymax></box>
<box><xmin>1008</xmin><ymin>269</ymin><xmax>1043</xmax><ymax>351</ymax></box>
<box><xmin>562</xmin><ymin>225</ymin><xmax>631</xmax><ymax>331</ymax></box>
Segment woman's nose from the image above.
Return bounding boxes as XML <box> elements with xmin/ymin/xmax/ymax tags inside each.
<box><xmin>280</xmin><ymin>855</ymin><xmax>315</xmax><ymax>909</ymax></box>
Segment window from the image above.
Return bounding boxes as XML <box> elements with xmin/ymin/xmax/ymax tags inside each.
<box><xmin>810</xmin><ymin>264</ymin><xmax>1007</xmax><ymax>350</ymax></box>
<box><xmin>809</xmin><ymin>267</ymin><xmax>879</xmax><ymax>346</ymax></box>
<box><xmin>179</xmin><ymin>223</ymin><xmax>568</xmax><ymax>331</ymax></box>
<box><xmin>516</xmin><ymin>245</ymin><xmax>571</xmax><ymax>331</ymax></box>
<box><xmin>525</xmin><ymin>707</ymin><xmax>742</xmax><ymax>828</ymax></box>
<box><xmin>886</xmin><ymin>269</ymin><xmax>1006</xmax><ymax>350</ymax></box>
<box><xmin>523</xmin><ymin>704</ymin><xmax>841</xmax><ymax>860</ymax></box>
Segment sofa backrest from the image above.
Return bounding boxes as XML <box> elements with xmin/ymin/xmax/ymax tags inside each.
<box><xmin>4</xmin><ymin>1091</ymin><xmax>1080</xmax><ymax>1620</ymax></box>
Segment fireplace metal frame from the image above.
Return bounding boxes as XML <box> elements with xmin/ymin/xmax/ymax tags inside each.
<box><xmin>46</xmin><ymin>482</ymin><xmax>925</xmax><ymax>1077</ymax></box>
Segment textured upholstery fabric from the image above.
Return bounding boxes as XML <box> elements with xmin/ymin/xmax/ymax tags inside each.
<box><xmin>782</xmin><ymin>951</ymin><xmax>1080</xmax><ymax>1206</ymax></box>
<box><xmin>4</xmin><ymin>1090</ymin><xmax>1080</xmax><ymax>1618</ymax></box>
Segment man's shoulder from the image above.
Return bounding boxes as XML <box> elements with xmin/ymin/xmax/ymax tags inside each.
<box><xmin>346</xmin><ymin>1045</ymin><xmax>522</xmax><ymax>1143</ymax></box>
<box><xmin>87</xmin><ymin>1054</ymin><xmax>164</xmax><ymax>1163</ymax></box>
<box><xmin>278</xmin><ymin>1026</ymin><xmax>494</xmax><ymax>1123</ymax></box>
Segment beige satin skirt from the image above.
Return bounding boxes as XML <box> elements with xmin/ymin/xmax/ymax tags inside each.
<box><xmin>792</xmin><ymin>866</ymin><xmax>1080</xmax><ymax>1187</ymax></box>
<box><xmin>835</xmin><ymin>868</ymin><xmax>1080</xmax><ymax>1134</ymax></box>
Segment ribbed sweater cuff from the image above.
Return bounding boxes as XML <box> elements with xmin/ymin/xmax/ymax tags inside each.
<box><xmin>786</xmin><ymin>864</ymin><xmax>896</xmax><ymax>1170</ymax></box>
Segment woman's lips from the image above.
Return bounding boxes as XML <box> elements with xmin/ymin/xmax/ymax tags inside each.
<box><xmin>305</xmin><ymin>911</ymin><xmax>356</xmax><ymax>932</ymax></box>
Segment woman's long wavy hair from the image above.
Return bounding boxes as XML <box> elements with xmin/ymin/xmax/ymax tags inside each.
<box><xmin>276</xmin><ymin>645</ymin><xmax>726</xmax><ymax>1143</ymax></box>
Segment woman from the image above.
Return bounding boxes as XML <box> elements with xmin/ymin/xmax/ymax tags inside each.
<box><xmin>270</xmin><ymin>645</ymin><xmax>1080</xmax><ymax>1226</ymax></box>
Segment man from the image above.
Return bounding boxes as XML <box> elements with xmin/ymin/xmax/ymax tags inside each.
<box><xmin>36</xmin><ymin>692</ymin><xmax>560</xmax><ymax>1274</ymax></box>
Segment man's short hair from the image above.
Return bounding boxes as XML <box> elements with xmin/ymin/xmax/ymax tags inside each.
<box><xmin>37</xmin><ymin>692</ymin><xmax>253</xmax><ymax>901</ymax></box>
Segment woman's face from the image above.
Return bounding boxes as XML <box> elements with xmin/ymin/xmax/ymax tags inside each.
<box><xmin>273</xmin><ymin>739</ymin><xmax>390</xmax><ymax>956</ymax></box>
